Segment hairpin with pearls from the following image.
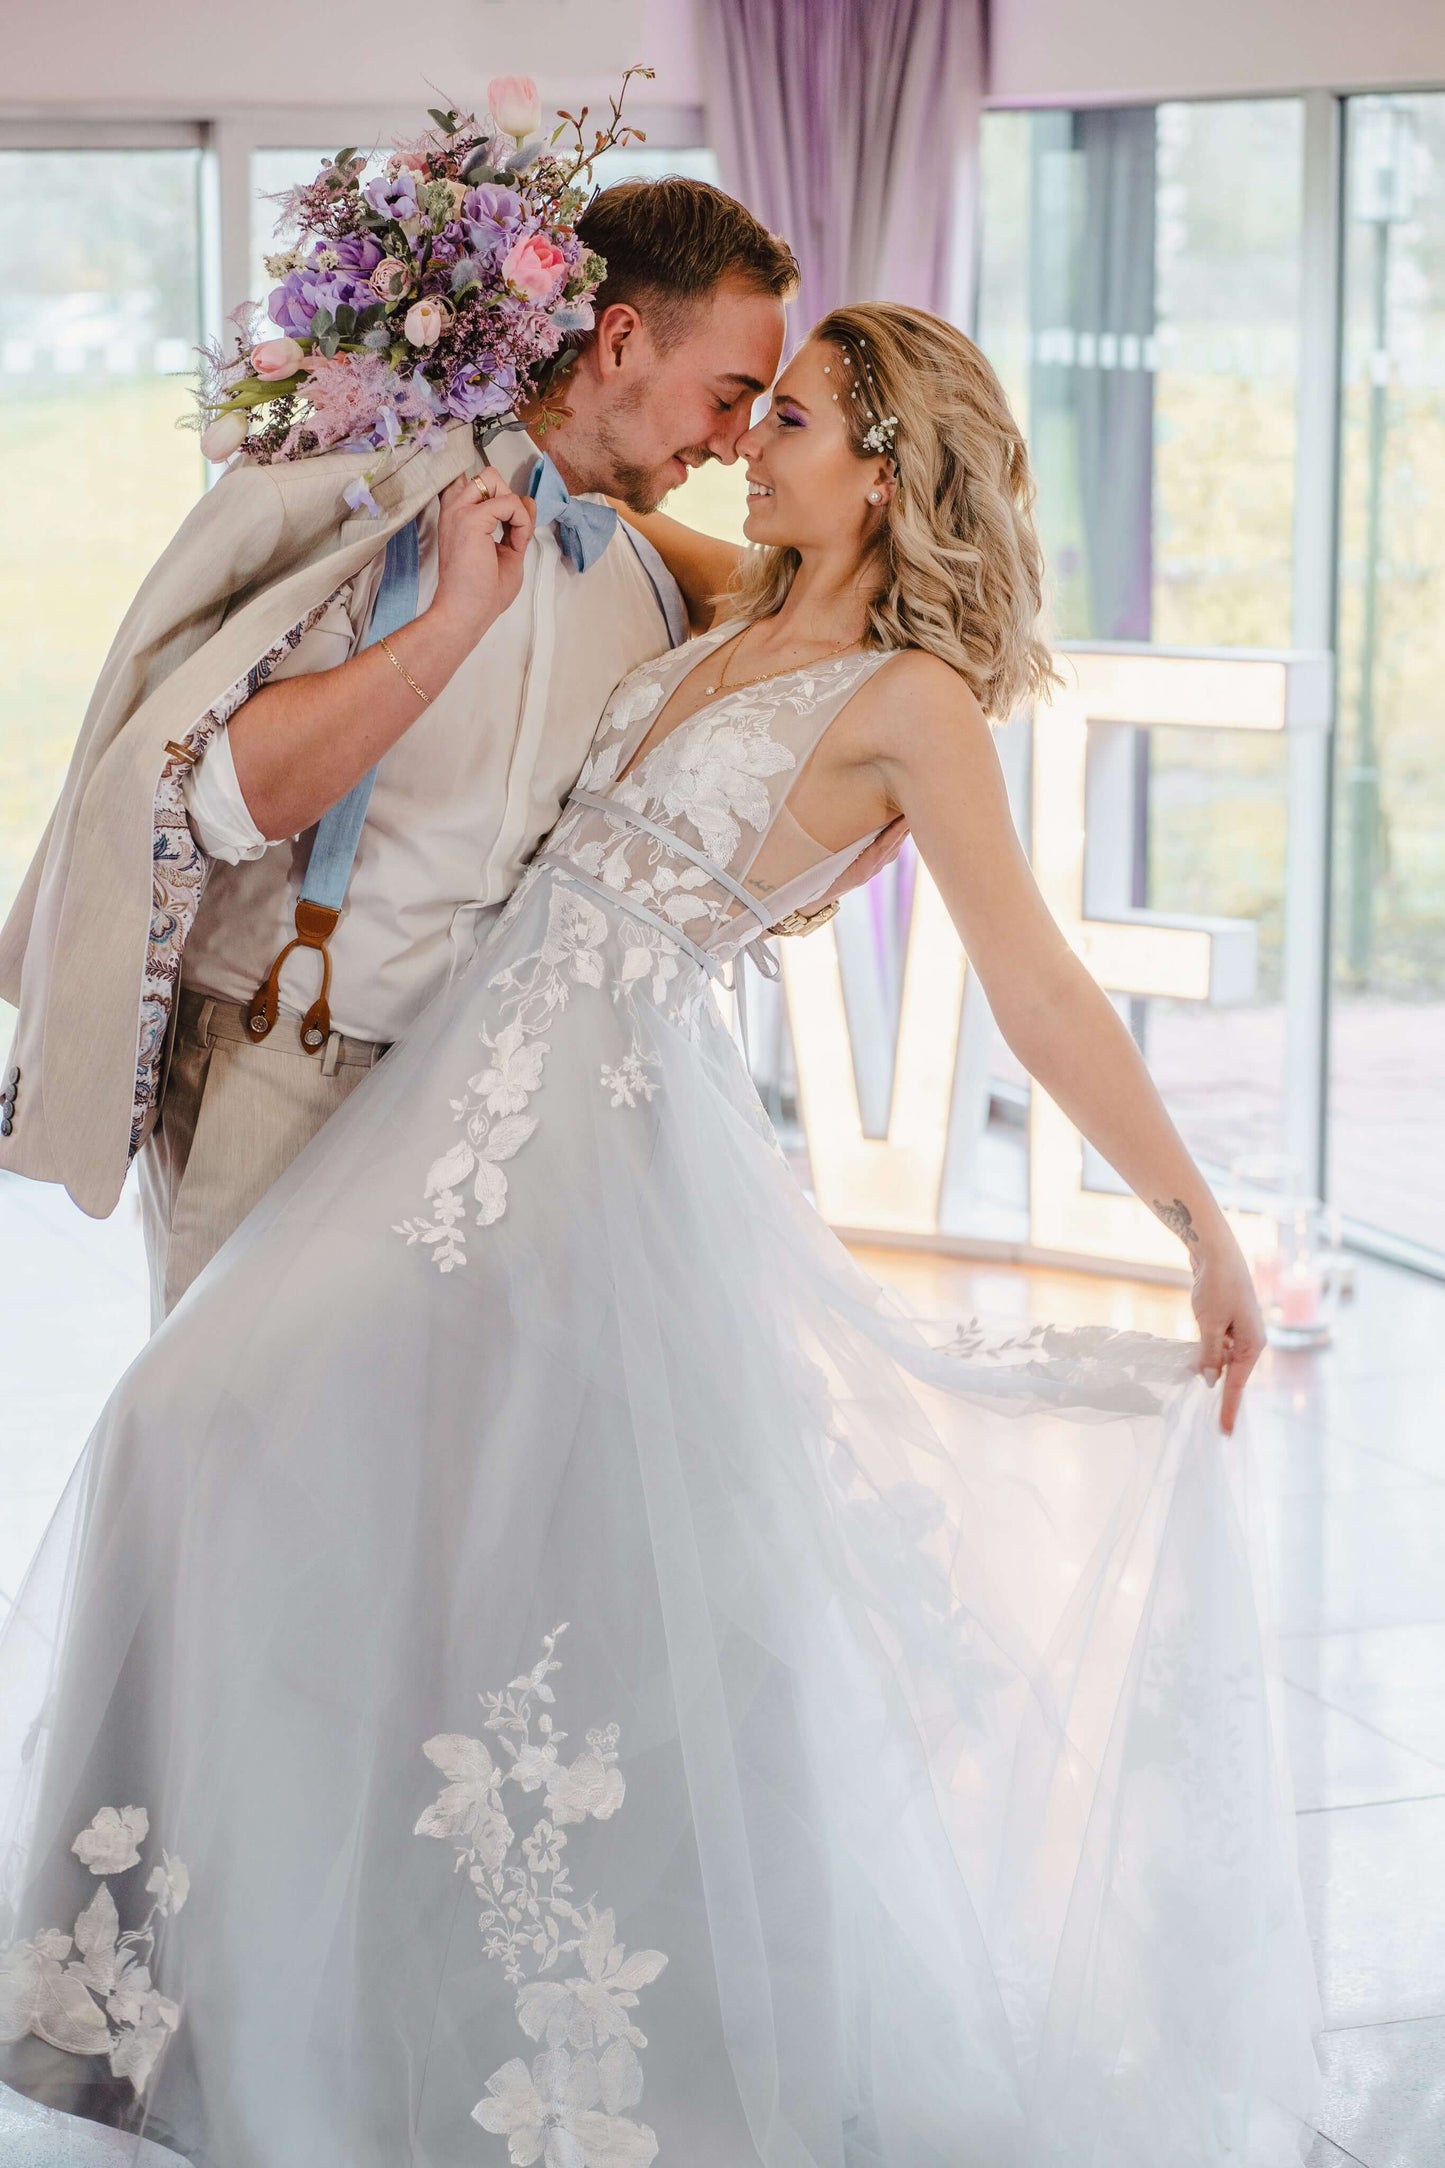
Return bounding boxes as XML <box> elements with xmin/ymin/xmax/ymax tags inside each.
<box><xmin>835</xmin><ymin>334</ymin><xmax>900</xmax><ymax>465</ymax></box>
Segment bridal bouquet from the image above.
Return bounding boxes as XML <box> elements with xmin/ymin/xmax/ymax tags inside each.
<box><xmin>190</xmin><ymin>67</ymin><xmax>649</xmax><ymax>511</ymax></box>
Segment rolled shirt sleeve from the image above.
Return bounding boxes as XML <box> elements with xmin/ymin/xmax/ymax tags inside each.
<box><xmin>181</xmin><ymin>582</ymin><xmax>365</xmax><ymax>862</ymax></box>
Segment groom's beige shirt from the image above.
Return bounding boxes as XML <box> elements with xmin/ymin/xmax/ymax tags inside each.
<box><xmin>0</xmin><ymin>420</ymin><xmax>674</xmax><ymax>1219</ymax></box>
<box><xmin>181</xmin><ymin>428</ymin><xmax>667</xmax><ymax>1042</ymax></box>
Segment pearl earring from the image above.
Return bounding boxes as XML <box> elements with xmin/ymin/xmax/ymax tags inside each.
<box><xmin>867</xmin><ymin>490</ymin><xmax>882</xmax><ymax>504</ymax></box>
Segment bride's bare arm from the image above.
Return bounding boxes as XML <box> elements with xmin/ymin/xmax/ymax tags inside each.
<box><xmin>610</xmin><ymin>503</ymin><xmax>744</xmax><ymax>633</ymax></box>
<box><xmin>865</xmin><ymin>653</ymin><xmax>1264</xmax><ymax>1429</ymax></box>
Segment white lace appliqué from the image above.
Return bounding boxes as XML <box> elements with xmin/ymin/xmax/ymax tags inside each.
<box><xmin>395</xmin><ymin>880</ymin><xmax>704</xmax><ymax>1269</ymax></box>
<box><xmin>415</xmin><ymin>1624</ymin><xmax>667</xmax><ymax>2165</ymax></box>
<box><xmin>0</xmin><ymin>1805</ymin><xmax>190</xmax><ymax>2098</ymax></box>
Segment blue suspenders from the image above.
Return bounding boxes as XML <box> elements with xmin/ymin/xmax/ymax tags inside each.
<box><xmin>243</xmin><ymin>505</ymin><xmax>685</xmax><ymax>1055</ymax></box>
<box><xmin>245</xmin><ymin>515</ymin><xmax>423</xmax><ymax>1051</ymax></box>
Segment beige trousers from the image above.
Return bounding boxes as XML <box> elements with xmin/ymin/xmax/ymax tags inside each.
<box><xmin>138</xmin><ymin>986</ymin><xmax>390</xmax><ymax>1325</ymax></box>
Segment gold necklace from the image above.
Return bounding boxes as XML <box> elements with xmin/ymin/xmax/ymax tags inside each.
<box><xmin>702</xmin><ymin>622</ymin><xmax>863</xmax><ymax>698</ymax></box>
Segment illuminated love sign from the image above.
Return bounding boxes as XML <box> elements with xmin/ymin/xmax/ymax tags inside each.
<box><xmin>777</xmin><ymin>644</ymin><xmax>1332</xmax><ymax>1274</ymax></box>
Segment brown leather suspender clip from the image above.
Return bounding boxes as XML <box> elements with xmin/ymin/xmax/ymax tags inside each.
<box><xmin>245</xmin><ymin>901</ymin><xmax>342</xmax><ymax>1052</ymax></box>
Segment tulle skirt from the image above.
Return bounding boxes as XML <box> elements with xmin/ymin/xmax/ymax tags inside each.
<box><xmin>0</xmin><ymin>866</ymin><xmax>1321</xmax><ymax>2165</ymax></box>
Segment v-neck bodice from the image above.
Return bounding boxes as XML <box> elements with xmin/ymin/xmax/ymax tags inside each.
<box><xmin>540</xmin><ymin>621</ymin><xmax>900</xmax><ymax>963</ymax></box>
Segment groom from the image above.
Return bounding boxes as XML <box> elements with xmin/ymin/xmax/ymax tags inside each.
<box><xmin>0</xmin><ymin>176</ymin><xmax>902</xmax><ymax>1321</ymax></box>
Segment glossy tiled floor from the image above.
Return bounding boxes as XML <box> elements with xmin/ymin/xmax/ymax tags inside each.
<box><xmin>3</xmin><ymin>1174</ymin><xmax>1443</xmax><ymax>2165</ymax></box>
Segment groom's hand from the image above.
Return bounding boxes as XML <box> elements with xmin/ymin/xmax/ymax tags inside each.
<box><xmin>432</xmin><ymin>469</ymin><xmax>537</xmax><ymax>644</ymax></box>
<box><xmin>812</xmin><ymin>815</ymin><xmax>910</xmax><ymax>911</ymax></box>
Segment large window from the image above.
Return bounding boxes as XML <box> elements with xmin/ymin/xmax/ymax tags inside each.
<box><xmin>1330</xmin><ymin>94</ymin><xmax>1445</xmax><ymax>1259</ymax></box>
<box><xmin>975</xmin><ymin>101</ymin><xmax>1307</xmax><ymax>1212</ymax></box>
<box><xmin>0</xmin><ymin>145</ymin><xmax>205</xmax><ymax>971</ymax></box>
<box><xmin>978</xmin><ymin>91</ymin><xmax>1445</xmax><ymax>1273</ymax></box>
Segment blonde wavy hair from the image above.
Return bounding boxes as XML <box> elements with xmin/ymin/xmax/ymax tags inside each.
<box><xmin>734</xmin><ymin>302</ymin><xmax>1058</xmax><ymax>718</ymax></box>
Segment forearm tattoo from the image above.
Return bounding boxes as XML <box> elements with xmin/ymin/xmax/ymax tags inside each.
<box><xmin>1152</xmin><ymin>1196</ymin><xmax>1202</xmax><ymax>1259</ymax></box>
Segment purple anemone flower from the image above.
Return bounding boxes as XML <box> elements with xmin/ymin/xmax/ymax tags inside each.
<box><xmin>446</xmin><ymin>365</ymin><xmax>518</xmax><ymax>423</ymax></box>
<box><xmin>333</xmin><ymin>232</ymin><xmax>385</xmax><ymax>276</ymax></box>
<box><xmin>268</xmin><ymin>271</ymin><xmax>375</xmax><ymax>337</ymax></box>
<box><xmin>364</xmin><ymin>172</ymin><xmax>420</xmax><ymax>223</ymax></box>
<box><xmin>462</xmin><ymin>184</ymin><xmax>523</xmax><ymax>260</ymax></box>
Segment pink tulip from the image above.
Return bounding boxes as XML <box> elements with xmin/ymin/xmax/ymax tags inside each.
<box><xmin>488</xmin><ymin>75</ymin><xmax>541</xmax><ymax>142</ymax></box>
<box><xmin>502</xmin><ymin>233</ymin><xmax>566</xmax><ymax>305</ymax></box>
<box><xmin>250</xmin><ymin>337</ymin><xmax>305</xmax><ymax>382</ymax></box>
<box><xmin>200</xmin><ymin>411</ymin><xmax>249</xmax><ymax>462</ymax></box>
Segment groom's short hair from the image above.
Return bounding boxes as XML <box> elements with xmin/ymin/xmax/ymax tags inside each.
<box><xmin>578</xmin><ymin>178</ymin><xmax>797</xmax><ymax>348</ymax></box>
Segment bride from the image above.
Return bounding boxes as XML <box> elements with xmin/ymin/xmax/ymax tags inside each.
<box><xmin>0</xmin><ymin>302</ymin><xmax>1319</xmax><ymax>2166</ymax></box>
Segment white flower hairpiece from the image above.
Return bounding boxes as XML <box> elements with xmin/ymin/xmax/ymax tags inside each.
<box><xmin>839</xmin><ymin>335</ymin><xmax>899</xmax><ymax>465</ymax></box>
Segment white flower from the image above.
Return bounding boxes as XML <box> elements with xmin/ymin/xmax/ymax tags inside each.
<box><xmin>72</xmin><ymin>1806</ymin><xmax>149</xmax><ymax>1877</ymax></box>
<box><xmin>522</xmin><ymin>1819</ymin><xmax>565</xmax><ymax>1876</ymax></box>
<box><xmin>544</xmin><ymin>1741</ymin><xmax>626</xmax><ymax>1827</ymax></box>
<box><xmin>540</xmin><ymin>889</ymin><xmax>608</xmax><ymax>989</ymax></box>
<box><xmin>472</xmin><ymin>1023</ymin><xmax>548</xmax><ymax>1115</ymax></box>
<box><xmin>104</xmin><ymin>1951</ymin><xmax>156</xmax><ymax>2029</ymax></box>
<box><xmin>145</xmin><ymin>1852</ymin><xmax>191</xmax><ymax>1919</ymax></box>
<box><xmin>639</xmin><ymin>712</ymin><xmax>796</xmax><ymax>865</ymax></box>
<box><xmin>108</xmin><ymin>1988</ymin><xmax>179</xmax><ymax>2097</ymax></box>
<box><xmin>473</xmin><ymin>2046</ymin><xmax>658</xmax><ymax>2167</ymax></box>
<box><xmin>416</xmin><ymin>1735</ymin><xmax>515</xmax><ymax>1872</ymax></box>
<box><xmin>0</xmin><ymin>1935</ymin><xmax>112</xmax><ymax>2058</ymax></box>
<box><xmin>603</xmin><ymin>677</ymin><xmax>663</xmax><ymax>737</ymax></box>
<box><xmin>517</xmin><ymin>1912</ymin><xmax>667</xmax><ymax>2052</ymax></box>
<box><xmin>599</xmin><ymin>1054</ymin><xmax>659</xmax><ymax>1110</ymax></box>
<box><xmin>199</xmin><ymin>410</ymin><xmax>248</xmax><ymax>462</ymax></box>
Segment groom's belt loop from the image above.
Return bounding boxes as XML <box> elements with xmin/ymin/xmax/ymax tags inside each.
<box><xmin>245</xmin><ymin>513</ymin><xmax>422</xmax><ymax>1053</ymax></box>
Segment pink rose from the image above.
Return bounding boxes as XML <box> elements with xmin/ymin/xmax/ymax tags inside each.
<box><xmin>403</xmin><ymin>296</ymin><xmax>452</xmax><ymax>347</ymax></box>
<box><xmin>392</xmin><ymin>150</ymin><xmax>431</xmax><ymax>175</ymax></box>
<box><xmin>250</xmin><ymin>337</ymin><xmax>305</xmax><ymax>381</ymax></box>
<box><xmin>369</xmin><ymin>257</ymin><xmax>414</xmax><ymax>304</ymax></box>
<box><xmin>488</xmin><ymin>75</ymin><xmax>541</xmax><ymax>141</ymax></box>
<box><xmin>503</xmin><ymin>233</ymin><xmax>566</xmax><ymax>304</ymax></box>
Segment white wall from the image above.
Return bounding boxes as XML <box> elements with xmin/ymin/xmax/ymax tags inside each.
<box><xmin>8</xmin><ymin>0</ymin><xmax>1445</xmax><ymax>131</ymax></box>
<box><xmin>989</xmin><ymin>0</ymin><xmax>1445</xmax><ymax>107</ymax></box>
<box><xmin>1</xmin><ymin>0</ymin><xmax>701</xmax><ymax>120</ymax></box>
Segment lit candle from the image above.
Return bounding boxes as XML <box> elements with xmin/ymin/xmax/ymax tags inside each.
<box><xmin>1279</xmin><ymin>1262</ymin><xmax>1323</xmax><ymax>1329</ymax></box>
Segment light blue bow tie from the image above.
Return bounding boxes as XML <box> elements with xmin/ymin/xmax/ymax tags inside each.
<box><xmin>526</xmin><ymin>453</ymin><xmax>619</xmax><ymax>573</ymax></box>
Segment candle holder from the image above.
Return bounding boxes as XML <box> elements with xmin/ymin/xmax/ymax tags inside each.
<box><xmin>1226</xmin><ymin>1156</ymin><xmax>1335</xmax><ymax>1351</ymax></box>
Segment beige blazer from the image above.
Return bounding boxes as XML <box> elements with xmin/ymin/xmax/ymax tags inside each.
<box><xmin>0</xmin><ymin>421</ymin><xmax>485</xmax><ymax>1219</ymax></box>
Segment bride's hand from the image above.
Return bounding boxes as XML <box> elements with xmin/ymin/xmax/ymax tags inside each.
<box><xmin>1190</xmin><ymin>1238</ymin><xmax>1266</xmax><ymax>1435</ymax></box>
<box><xmin>431</xmin><ymin>469</ymin><xmax>537</xmax><ymax>644</ymax></box>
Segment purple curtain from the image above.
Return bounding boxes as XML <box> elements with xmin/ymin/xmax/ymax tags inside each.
<box><xmin>699</xmin><ymin>0</ymin><xmax>985</xmax><ymax>339</ymax></box>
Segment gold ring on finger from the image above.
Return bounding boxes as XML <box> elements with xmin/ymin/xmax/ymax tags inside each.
<box><xmin>473</xmin><ymin>475</ymin><xmax>493</xmax><ymax>502</ymax></box>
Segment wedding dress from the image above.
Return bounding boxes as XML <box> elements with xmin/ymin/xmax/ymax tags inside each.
<box><xmin>0</xmin><ymin>622</ymin><xmax>1320</xmax><ymax>2166</ymax></box>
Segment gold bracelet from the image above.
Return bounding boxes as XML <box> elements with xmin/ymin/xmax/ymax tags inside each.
<box><xmin>774</xmin><ymin>898</ymin><xmax>840</xmax><ymax>938</ymax></box>
<box><xmin>377</xmin><ymin>633</ymin><xmax>430</xmax><ymax>705</ymax></box>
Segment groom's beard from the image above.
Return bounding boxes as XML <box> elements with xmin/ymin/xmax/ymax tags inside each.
<box><xmin>594</xmin><ymin>418</ymin><xmax>714</xmax><ymax>514</ymax></box>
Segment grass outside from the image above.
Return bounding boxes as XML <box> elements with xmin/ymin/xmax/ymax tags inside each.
<box><xmin>0</xmin><ymin>378</ymin><xmax>202</xmax><ymax>922</ymax></box>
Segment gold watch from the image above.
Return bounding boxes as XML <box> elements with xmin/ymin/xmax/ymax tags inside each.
<box><xmin>773</xmin><ymin>898</ymin><xmax>840</xmax><ymax>938</ymax></box>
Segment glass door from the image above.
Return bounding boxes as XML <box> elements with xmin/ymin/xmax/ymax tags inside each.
<box><xmin>1330</xmin><ymin>94</ymin><xmax>1445</xmax><ymax>1265</ymax></box>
